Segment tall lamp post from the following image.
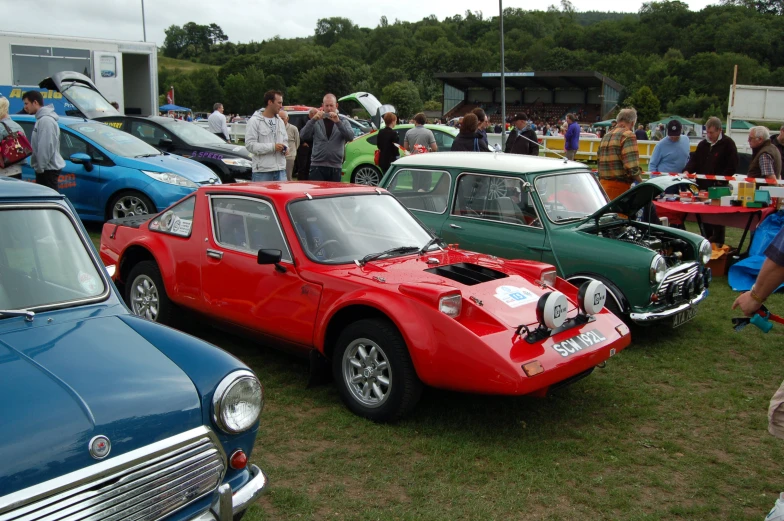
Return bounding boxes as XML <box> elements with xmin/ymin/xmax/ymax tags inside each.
<box><xmin>141</xmin><ymin>0</ymin><xmax>147</xmax><ymax>42</ymax></box>
<box><xmin>499</xmin><ymin>0</ymin><xmax>507</xmax><ymax>149</ymax></box>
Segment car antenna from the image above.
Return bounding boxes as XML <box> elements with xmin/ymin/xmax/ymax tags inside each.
<box><xmin>512</xmin><ymin>133</ymin><xmax>569</xmax><ymax>163</ymax></box>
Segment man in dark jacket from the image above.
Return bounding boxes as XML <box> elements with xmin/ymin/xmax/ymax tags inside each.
<box><xmin>683</xmin><ymin>116</ymin><xmax>739</xmax><ymax>244</ymax></box>
<box><xmin>450</xmin><ymin>113</ymin><xmax>490</xmax><ymax>152</ymax></box>
<box><xmin>771</xmin><ymin>126</ymin><xmax>784</xmax><ymax>160</ymax></box>
<box><xmin>506</xmin><ymin>114</ymin><xmax>539</xmax><ymax>156</ymax></box>
<box><xmin>472</xmin><ymin>108</ymin><xmax>490</xmax><ymax>149</ymax></box>
<box><xmin>300</xmin><ymin>94</ymin><xmax>354</xmax><ymax>181</ymax></box>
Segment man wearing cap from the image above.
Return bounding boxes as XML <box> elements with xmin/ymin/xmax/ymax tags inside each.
<box><xmin>648</xmin><ymin>120</ymin><xmax>690</xmax><ymax>174</ymax></box>
<box><xmin>505</xmin><ymin>114</ymin><xmax>539</xmax><ymax>156</ymax></box>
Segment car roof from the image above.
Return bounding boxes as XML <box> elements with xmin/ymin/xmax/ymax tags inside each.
<box><xmin>391</xmin><ymin>152</ymin><xmax>587</xmax><ymax>174</ymax></box>
<box><xmin>0</xmin><ymin>176</ymin><xmax>64</xmax><ymax>199</ymax></box>
<box><xmin>11</xmin><ymin>114</ymin><xmax>91</xmax><ymax>126</ymax></box>
<box><xmin>200</xmin><ymin>181</ymin><xmax>386</xmax><ymax>200</ymax></box>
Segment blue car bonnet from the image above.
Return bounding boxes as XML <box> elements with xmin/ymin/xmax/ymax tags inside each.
<box><xmin>115</xmin><ymin>153</ymin><xmax>218</xmax><ymax>184</ymax></box>
<box><xmin>0</xmin><ymin>315</ymin><xmax>202</xmax><ymax>495</ymax></box>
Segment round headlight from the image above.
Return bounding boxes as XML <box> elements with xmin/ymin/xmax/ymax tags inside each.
<box><xmin>578</xmin><ymin>280</ymin><xmax>607</xmax><ymax>315</ymax></box>
<box><xmin>213</xmin><ymin>370</ymin><xmax>263</xmax><ymax>434</ymax></box>
<box><xmin>699</xmin><ymin>239</ymin><xmax>711</xmax><ymax>265</ymax></box>
<box><xmin>650</xmin><ymin>255</ymin><xmax>666</xmax><ymax>283</ymax></box>
<box><xmin>536</xmin><ymin>291</ymin><xmax>569</xmax><ymax>329</ymax></box>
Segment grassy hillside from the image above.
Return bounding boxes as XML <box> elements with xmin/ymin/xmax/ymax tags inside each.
<box><xmin>158</xmin><ymin>55</ymin><xmax>218</xmax><ymax>73</ymax></box>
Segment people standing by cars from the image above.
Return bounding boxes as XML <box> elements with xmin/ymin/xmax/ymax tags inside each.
<box><xmin>245</xmin><ymin>90</ymin><xmax>288</xmax><ymax>182</ymax></box>
<box><xmin>450</xmin><ymin>113</ymin><xmax>490</xmax><ymax>152</ymax></box>
<box><xmin>295</xmin><ymin>108</ymin><xmax>318</xmax><ymax>181</ymax></box>
<box><xmin>746</xmin><ymin>126</ymin><xmax>782</xmax><ymax>182</ymax></box>
<box><xmin>771</xmin><ymin>125</ymin><xmax>784</xmax><ymax>159</ymax></box>
<box><xmin>648</xmin><ymin>120</ymin><xmax>690</xmax><ymax>174</ymax></box>
<box><xmin>279</xmin><ymin>110</ymin><xmax>300</xmax><ymax>181</ymax></box>
<box><xmin>376</xmin><ymin>112</ymin><xmax>400</xmax><ymax>173</ymax></box>
<box><xmin>22</xmin><ymin>90</ymin><xmax>65</xmax><ymax>190</ymax></box>
<box><xmin>597</xmin><ymin>108</ymin><xmax>642</xmax><ymax>201</ymax></box>
<box><xmin>564</xmin><ymin>113</ymin><xmax>580</xmax><ymax>160</ymax></box>
<box><xmin>635</xmin><ymin>125</ymin><xmax>648</xmax><ymax>141</ymax></box>
<box><xmin>471</xmin><ymin>108</ymin><xmax>490</xmax><ymax>149</ymax></box>
<box><xmin>505</xmin><ymin>113</ymin><xmax>538</xmax><ymax>156</ymax></box>
<box><xmin>683</xmin><ymin>116</ymin><xmax>738</xmax><ymax>244</ymax></box>
<box><xmin>208</xmin><ymin>102</ymin><xmax>230</xmax><ymax>142</ymax></box>
<box><xmin>300</xmin><ymin>94</ymin><xmax>354</xmax><ymax>182</ymax></box>
<box><xmin>0</xmin><ymin>96</ymin><xmax>28</xmax><ymax>179</ymax></box>
<box><xmin>404</xmin><ymin>113</ymin><xmax>438</xmax><ymax>155</ymax></box>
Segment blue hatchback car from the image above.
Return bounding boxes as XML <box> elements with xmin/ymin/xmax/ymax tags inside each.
<box><xmin>12</xmin><ymin>115</ymin><xmax>220</xmax><ymax>222</ymax></box>
<box><xmin>0</xmin><ymin>178</ymin><xmax>267</xmax><ymax>521</ymax></box>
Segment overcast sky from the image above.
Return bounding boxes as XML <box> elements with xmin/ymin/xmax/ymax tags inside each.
<box><xmin>1</xmin><ymin>0</ymin><xmax>719</xmax><ymax>47</ymax></box>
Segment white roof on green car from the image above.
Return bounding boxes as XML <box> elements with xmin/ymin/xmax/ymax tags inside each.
<box><xmin>392</xmin><ymin>152</ymin><xmax>588</xmax><ymax>174</ymax></box>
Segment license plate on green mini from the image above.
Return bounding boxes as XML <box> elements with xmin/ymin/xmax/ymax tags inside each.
<box><xmin>551</xmin><ymin>329</ymin><xmax>606</xmax><ymax>358</ymax></box>
<box><xmin>672</xmin><ymin>306</ymin><xmax>698</xmax><ymax>328</ymax></box>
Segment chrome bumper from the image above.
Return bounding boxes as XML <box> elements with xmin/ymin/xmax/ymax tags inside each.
<box><xmin>629</xmin><ymin>288</ymin><xmax>709</xmax><ymax>323</ymax></box>
<box><xmin>192</xmin><ymin>464</ymin><xmax>268</xmax><ymax>521</ymax></box>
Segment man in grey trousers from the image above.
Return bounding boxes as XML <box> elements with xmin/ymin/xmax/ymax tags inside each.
<box><xmin>300</xmin><ymin>93</ymin><xmax>353</xmax><ymax>182</ymax></box>
<box><xmin>23</xmin><ymin>90</ymin><xmax>65</xmax><ymax>190</ymax></box>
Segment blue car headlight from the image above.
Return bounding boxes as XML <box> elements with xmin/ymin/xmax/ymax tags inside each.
<box><xmin>142</xmin><ymin>170</ymin><xmax>198</xmax><ymax>188</ymax></box>
<box><xmin>212</xmin><ymin>370</ymin><xmax>263</xmax><ymax>434</ymax></box>
<box><xmin>222</xmin><ymin>158</ymin><xmax>252</xmax><ymax>168</ymax></box>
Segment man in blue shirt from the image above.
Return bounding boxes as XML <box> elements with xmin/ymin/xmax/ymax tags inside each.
<box><xmin>564</xmin><ymin>113</ymin><xmax>580</xmax><ymax>160</ymax></box>
<box><xmin>648</xmin><ymin>120</ymin><xmax>690</xmax><ymax>173</ymax></box>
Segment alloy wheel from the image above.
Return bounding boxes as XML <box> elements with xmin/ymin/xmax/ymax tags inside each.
<box><xmin>130</xmin><ymin>275</ymin><xmax>160</xmax><ymax>321</ymax></box>
<box><xmin>342</xmin><ymin>338</ymin><xmax>392</xmax><ymax>408</ymax></box>
<box><xmin>113</xmin><ymin>195</ymin><xmax>151</xmax><ymax>219</ymax></box>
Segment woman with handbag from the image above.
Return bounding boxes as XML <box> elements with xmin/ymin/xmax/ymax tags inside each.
<box><xmin>376</xmin><ymin>112</ymin><xmax>399</xmax><ymax>174</ymax></box>
<box><xmin>0</xmin><ymin>96</ymin><xmax>30</xmax><ymax>179</ymax></box>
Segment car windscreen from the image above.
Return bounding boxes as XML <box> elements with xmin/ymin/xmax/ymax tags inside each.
<box><xmin>288</xmin><ymin>194</ymin><xmax>433</xmax><ymax>264</ymax></box>
<box><xmin>158</xmin><ymin>119</ymin><xmax>228</xmax><ymax>146</ymax></box>
<box><xmin>68</xmin><ymin>122</ymin><xmax>161</xmax><ymax>158</ymax></box>
<box><xmin>534</xmin><ymin>172</ymin><xmax>609</xmax><ymax>223</ymax></box>
<box><xmin>0</xmin><ymin>208</ymin><xmax>106</xmax><ymax>314</ymax></box>
<box><xmin>61</xmin><ymin>83</ymin><xmax>118</xmax><ymax>117</ymax></box>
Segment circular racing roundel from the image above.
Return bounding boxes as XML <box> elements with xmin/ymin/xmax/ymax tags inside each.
<box><xmin>89</xmin><ymin>435</ymin><xmax>111</xmax><ymax>460</ymax></box>
<box><xmin>536</xmin><ymin>291</ymin><xmax>569</xmax><ymax>330</ymax></box>
<box><xmin>578</xmin><ymin>280</ymin><xmax>607</xmax><ymax>315</ymax></box>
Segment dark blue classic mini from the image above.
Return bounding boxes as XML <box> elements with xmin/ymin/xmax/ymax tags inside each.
<box><xmin>0</xmin><ymin>179</ymin><xmax>267</xmax><ymax>521</ymax></box>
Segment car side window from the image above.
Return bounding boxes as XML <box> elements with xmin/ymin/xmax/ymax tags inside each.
<box><xmin>149</xmin><ymin>196</ymin><xmax>196</xmax><ymax>238</ymax></box>
<box><xmin>434</xmin><ymin>131</ymin><xmax>454</xmax><ymax>151</ymax></box>
<box><xmin>60</xmin><ymin>131</ymin><xmax>89</xmax><ymax>159</ymax></box>
<box><xmin>452</xmin><ymin>174</ymin><xmax>542</xmax><ymax>228</ymax></box>
<box><xmin>130</xmin><ymin>121</ymin><xmax>170</xmax><ymax>146</ymax></box>
<box><xmin>211</xmin><ymin>197</ymin><xmax>291</xmax><ymax>261</ymax></box>
<box><xmin>366</xmin><ymin>134</ymin><xmax>378</xmax><ymax>146</ymax></box>
<box><xmin>387</xmin><ymin>169</ymin><xmax>451</xmax><ymax>214</ymax></box>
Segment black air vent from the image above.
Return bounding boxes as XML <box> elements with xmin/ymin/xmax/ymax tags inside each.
<box><xmin>425</xmin><ymin>263</ymin><xmax>508</xmax><ymax>286</ymax></box>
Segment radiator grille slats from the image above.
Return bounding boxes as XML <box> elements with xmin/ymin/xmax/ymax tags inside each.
<box><xmin>657</xmin><ymin>264</ymin><xmax>699</xmax><ymax>301</ymax></box>
<box><xmin>1</xmin><ymin>436</ymin><xmax>224</xmax><ymax>521</ymax></box>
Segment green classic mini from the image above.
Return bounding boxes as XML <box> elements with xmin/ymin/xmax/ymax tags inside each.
<box><xmin>380</xmin><ymin>153</ymin><xmax>713</xmax><ymax>327</ymax></box>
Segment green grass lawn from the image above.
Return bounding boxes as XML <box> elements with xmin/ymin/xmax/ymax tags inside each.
<box><xmin>158</xmin><ymin>55</ymin><xmax>219</xmax><ymax>73</ymax></box>
<box><xmin>87</xmin><ymin>222</ymin><xmax>784</xmax><ymax>520</ymax></box>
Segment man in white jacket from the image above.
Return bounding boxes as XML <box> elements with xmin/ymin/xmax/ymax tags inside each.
<box><xmin>244</xmin><ymin>90</ymin><xmax>288</xmax><ymax>182</ymax></box>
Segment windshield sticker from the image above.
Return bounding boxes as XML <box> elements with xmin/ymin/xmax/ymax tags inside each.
<box><xmin>192</xmin><ymin>151</ymin><xmax>224</xmax><ymax>160</ymax></box>
<box><xmin>170</xmin><ymin>216</ymin><xmax>192</xmax><ymax>236</ymax></box>
<box><xmin>78</xmin><ymin>271</ymin><xmax>99</xmax><ymax>294</ymax></box>
<box><xmin>78</xmin><ymin>126</ymin><xmax>96</xmax><ymax>133</ymax></box>
<box><xmin>494</xmin><ymin>285</ymin><xmax>538</xmax><ymax>308</ymax></box>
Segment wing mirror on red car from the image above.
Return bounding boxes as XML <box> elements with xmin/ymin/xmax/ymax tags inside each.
<box><xmin>257</xmin><ymin>249</ymin><xmax>286</xmax><ymax>273</ymax></box>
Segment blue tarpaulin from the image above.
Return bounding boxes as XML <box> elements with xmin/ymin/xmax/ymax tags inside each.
<box><xmin>728</xmin><ymin>211</ymin><xmax>784</xmax><ymax>292</ymax></box>
<box><xmin>159</xmin><ymin>104</ymin><xmax>191</xmax><ymax>112</ymax></box>
<box><xmin>0</xmin><ymin>85</ymin><xmax>78</xmax><ymax>116</ymax></box>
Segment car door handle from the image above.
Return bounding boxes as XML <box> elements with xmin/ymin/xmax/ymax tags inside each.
<box><xmin>449</xmin><ymin>224</ymin><xmax>462</xmax><ymax>229</ymax></box>
<box><xmin>206</xmin><ymin>249</ymin><xmax>223</xmax><ymax>259</ymax></box>
<box><xmin>529</xmin><ymin>245</ymin><xmax>552</xmax><ymax>252</ymax></box>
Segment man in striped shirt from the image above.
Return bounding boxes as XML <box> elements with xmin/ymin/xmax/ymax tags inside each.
<box><xmin>597</xmin><ymin>108</ymin><xmax>642</xmax><ymax>200</ymax></box>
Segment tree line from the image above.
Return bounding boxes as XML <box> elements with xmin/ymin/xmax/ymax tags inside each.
<box><xmin>158</xmin><ymin>0</ymin><xmax>784</xmax><ymax>123</ymax></box>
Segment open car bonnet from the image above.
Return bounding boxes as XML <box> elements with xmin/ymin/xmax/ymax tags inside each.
<box><xmin>587</xmin><ymin>175</ymin><xmax>697</xmax><ymax>221</ymax></box>
<box><xmin>338</xmin><ymin>92</ymin><xmax>395</xmax><ymax>129</ymax></box>
<box><xmin>39</xmin><ymin>71</ymin><xmax>120</xmax><ymax>119</ymax></box>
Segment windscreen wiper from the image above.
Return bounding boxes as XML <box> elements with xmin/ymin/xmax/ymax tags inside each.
<box><xmin>0</xmin><ymin>309</ymin><xmax>35</xmax><ymax>321</ymax></box>
<box><xmin>418</xmin><ymin>236</ymin><xmax>444</xmax><ymax>255</ymax></box>
<box><xmin>135</xmin><ymin>153</ymin><xmax>161</xmax><ymax>158</ymax></box>
<box><xmin>358</xmin><ymin>246</ymin><xmax>419</xmax><ymax>266</ymax></box>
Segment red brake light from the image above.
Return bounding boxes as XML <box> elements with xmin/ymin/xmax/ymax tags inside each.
<box><xmin>230</xmin><ymin>450</ymin><xmax>248</xmax><ymax>470</ymax></box>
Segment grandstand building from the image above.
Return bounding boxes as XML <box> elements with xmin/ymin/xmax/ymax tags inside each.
<box><xmin>435</xmin><ymin>71</ymin><xmax>623</xmax><ymax>126</ymax></box>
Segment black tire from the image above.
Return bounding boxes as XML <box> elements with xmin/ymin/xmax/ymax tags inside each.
<box><xmin>108</xmin><ymin>191</ymin><xmax>155</xmax><ymax>220</ymax></box>
<box><xmin>332</xmin><ymin>318</ymin><xmax>423</xmax><ymax>422</ymax></box>
<box><xmin>233</xmin><ymin>511</ymin><xmax>247</xmax><ymax>521</ymax></box>
<box><xmin>125</xmin><ymin>261</ymin><xmax>175</xmax><ymax>325</ymax></box>
<box><xmin>207</xmin><ymin>163</ymin><xmax>235</xmax><ymax>184</ymax></box>
<box><xmin>351</xmin><ymin>164</ymin><xmax>382</xmax><ymax>186</ymax></box>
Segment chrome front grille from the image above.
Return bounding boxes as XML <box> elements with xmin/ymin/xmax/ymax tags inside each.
<box><xmin>657</xmin><ymin>263</ymin><xmax>699</xmax><ymax>301</ymax></box>
<box><xmin>1</xmin><ymin>428</ymin><xmax>225</xmax><ymax>521</ymax></box>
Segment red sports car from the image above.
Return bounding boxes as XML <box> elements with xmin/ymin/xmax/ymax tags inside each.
<box><xmin>100</xmin><ymin>182</ymin><xmax>631</xmax><ymax>421</ymax></box>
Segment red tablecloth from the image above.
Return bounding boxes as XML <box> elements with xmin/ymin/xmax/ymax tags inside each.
<box><xmin>653</xmin><ymin>201</ymin><xmax>775</xmax><ymax>229</ymax></box>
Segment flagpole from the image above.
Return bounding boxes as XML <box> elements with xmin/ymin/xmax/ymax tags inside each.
<box><xmin>141</xmin><ymin>0</ymin><xmax>147</xmax><ymax>42</ymax></box>
<box><xmin>500</xmin><ymin>0</ymin><xmax>507</xmax><ymax>149</ymax></box>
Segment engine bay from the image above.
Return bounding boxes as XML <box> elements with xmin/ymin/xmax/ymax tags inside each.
<box><xmin>595</xmin><ymin>224</ymin><xmax>692</xmax><ymax>267</ymax></box>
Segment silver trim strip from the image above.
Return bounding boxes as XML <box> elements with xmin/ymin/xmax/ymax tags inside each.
<box><xmin>629</xmin><ymin>289</ymin><xmax>708</xmax><ymax>322</ymax></box>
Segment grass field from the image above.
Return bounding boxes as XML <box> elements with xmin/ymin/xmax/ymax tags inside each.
<box><xmin>158</xmin><ymin>55</ymin><xmax>219</xmax><ymax>73</ymax></box>
<box><xmin>87</xmin><ymin>223</ymin><xmax>784</xmax><ymax>520</ymax></box>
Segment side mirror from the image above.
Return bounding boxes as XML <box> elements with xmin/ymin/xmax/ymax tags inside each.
<box><xmin>70</xmin><ymin>152</ymin><xmax>93</xmax><ymax>172</ymax></box>
<box><xmin>258</xmin><ymin>249</ymin><xmax>286</xmax><ymax>273</ymax></box>
<box><xmin>158</xmin><ymin>138</ymin><xmax>173</xmax><ymax>149</ymax></box>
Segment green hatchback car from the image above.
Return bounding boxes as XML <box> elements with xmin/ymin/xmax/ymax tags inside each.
<box><xmin>342</xmin><ymin>124</ymin><xmax>458</xmax><ymax>186</ymax></box>
<box><xmin>380</xmin><ymin>152</ymin><xmax>713</xmax><ymax>327</ymax></box>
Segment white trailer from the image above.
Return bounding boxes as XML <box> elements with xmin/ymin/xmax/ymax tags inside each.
<box><xmin>0</xmin><ymin>31</ymin><xmax>157</xmax><ymax>116</ymax></box>
<box><xmin>726</xmin><ymin>83</ymin><xmax>784</xmax><ymax>153</ymax></box>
